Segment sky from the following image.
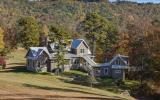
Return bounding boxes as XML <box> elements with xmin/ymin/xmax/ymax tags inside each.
<box><xmin>109</xmin><ymin>0</ymin><xmax>160</xmax><ymax>3</ymax></box>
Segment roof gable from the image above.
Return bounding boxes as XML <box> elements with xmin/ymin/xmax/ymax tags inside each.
<box><xmin>26</xmin><ymin>47</ymin><xmax>50</xmax><ymax>59</ymax></box>
<box><xmin>110</xmin><ymin>54</ymin><xmax>128</xmax><ymax>65</ymax></box>
<box><xmin>71</xmin><ymin>39</ymin><xmax>89</xmax><ymax>49</ymax></box>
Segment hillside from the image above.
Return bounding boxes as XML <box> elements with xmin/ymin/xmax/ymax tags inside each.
<box><xmin>0</xmin><ymin>0</ymin><xmax>160</xmax><ymax>33</ymax></box>
<box><xmin>0</xmin><ymin>0</ymin><xmax>160</xmax><ymax>56</ymax></box>
<box><xmin>0</xmin><ymin>0</ymin><xmax>159</xmax><ymax>99</ymax></box>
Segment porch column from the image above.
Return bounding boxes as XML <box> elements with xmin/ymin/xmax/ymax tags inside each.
<box><xmin>47</xmin><ymin>59</ymin><xmax>51</xmax><ymax>72</ymax></box>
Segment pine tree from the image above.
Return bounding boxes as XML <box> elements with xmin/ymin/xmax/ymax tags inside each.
<box><xmin>50</xmin><ymin>26</ymin><xmax>70</xmax><ymax>73</ymax></box>
<box><xmin>81</xmin><ymin>13</ymin><xmax>118</xmax><ymax>58</ymax></box>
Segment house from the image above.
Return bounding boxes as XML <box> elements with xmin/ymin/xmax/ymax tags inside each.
<box><xmin>92</xmin><ymin>54</ymin><xmax>129</xmax><ymax>80</ymax></box>
<box><xmin>26</xmin><ymin>39</ymin><xmax>129</xmax><ymax>80</ymax></box>
<box><xmin>25</xmin><ymin>47</ymin><xmax>51</xmax><ymax>72</ymax></box>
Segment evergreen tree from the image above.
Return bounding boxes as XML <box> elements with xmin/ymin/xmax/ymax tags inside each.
<box><xmin>50</xmin><ymin>26</ymin><xmax>70</xmax><ymax>73</ymax></box>
<box><xmin>81</xmin><ymin>13</ymin><xmax>118</xmax><ymax>59</ymax></box>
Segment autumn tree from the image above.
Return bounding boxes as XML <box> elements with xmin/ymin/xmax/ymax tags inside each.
<box><xmin>0</xmin><ymin>27</ymin><xmax>5</xmax><ymax>49</ymax></box>
<box><xmin>0</xmin><ymin>27</ymin><xmax>10</xmax><ymax>56</ymax></box>
<box><xmin>17</xmin><ymin>16</ymin><xmax>40</xmax><ymax>49</ymax></box>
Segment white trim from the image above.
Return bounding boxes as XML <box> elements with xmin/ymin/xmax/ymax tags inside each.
<box><xmin>77</xmin><ymin>41</ymin><xmax>91</xmax><ymax>55</ymax></box>
<box><xmin>112</xmin><ymin>65</ymin><xmax>129</xmax><ymax>69</ymax></box>
<box><xmin>76</xmin><ymin>41</ymin><xmax>84</xmax><ymax>49</ymax></box>
<box><xmin>76</xmin><ymin>40</ymin><xmax>89</xmax><ymax>49</ymax></box>
<box><xmin>110</xmin><ymin>55</ymin><xmax>127</xmax><ymax>65</ymax></box>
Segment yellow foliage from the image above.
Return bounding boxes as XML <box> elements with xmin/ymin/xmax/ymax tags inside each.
<box><xmin>41</xmin><ymin>24</ymin><xmax>49</xmax><ymax>36</ymax></box>
<box><xmin>0</xmin><ymin>27</ymin><xmax>5</xmax><ymax>49</ymax></box>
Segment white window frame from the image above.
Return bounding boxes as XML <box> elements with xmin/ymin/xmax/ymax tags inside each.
<box><xmin>80</xmin><ymin>49</ymin><xmax>85</xmax><ymax>54</ymax></box>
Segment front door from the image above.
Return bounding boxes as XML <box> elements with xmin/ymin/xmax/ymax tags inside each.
<box><xmin>104</xmin><ymin>68</ymin><xmax>108</xmax><ymax>76</ymax></box>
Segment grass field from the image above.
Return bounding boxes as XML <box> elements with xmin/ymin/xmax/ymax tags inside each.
<box><xmin>0</xmin><ymin>49</ymin><xmax>135</xmax><ymax>100</ymax></box>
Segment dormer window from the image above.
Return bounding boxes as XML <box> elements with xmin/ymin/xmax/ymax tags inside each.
<box><xmin>80</xmin><ymin>49</ymin><xmax>85</xmax><ymax>54</ymax></box>
<box><xmin>114</xmin><ymin>59</ymin><xmax>121</xmax><ymax>65</ymax></box>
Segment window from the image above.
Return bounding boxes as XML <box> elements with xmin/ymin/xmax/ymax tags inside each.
<box><xmin>104</xmin><ymin>68</ymin><xmax>108</xmax><ymax>75</ymax></box>
<box><xmin>27</xmin><ymin>60</ymin><xmax>29</xmax><ymax>66</ymax></box>
<box><xmin>30</xmin><ymin>60</ymin><xmax>32</xmax><ymax>67</ymax></box>
<box><xmin>115</xmin><ymin>59</ymin><xmax>121</xmax><ymax>65</ymax></box>
<box><xmin>115</xmin><ymin>70</ymin><xmax>121</xmax><ymax>73</ymax></box>
<box><xmin>74</xmin><ymin>59</ymin><xmax>79</xmax><ymax>64</ymax></box>
<box><xmin>95</xmin><ymin>69</ymin><xmax>101</xmax><ymax>75</ymax></box>
<box><xmin>32</xmin><ymin>60</ymin><xmax>35</xmax><ymax>67</ymax></box>
<box><xmin>38</xmin><ymin>62</ymin><xmax>41</xmax><ymax>67</ymax></box>
<box><xmin>80</xmin><ymin>49</ymin><xmax>85</xmax><ymax>53</ymax></box>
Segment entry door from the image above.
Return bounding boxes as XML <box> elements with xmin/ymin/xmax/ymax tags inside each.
<box><xmin>104</xmin><ymin>68</ymin><xmax>108</xmax><ymax>75</ymax></box>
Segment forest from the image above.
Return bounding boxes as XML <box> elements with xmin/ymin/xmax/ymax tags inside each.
<box><xmin>0</xmin><ymin>0</ymin><xmax>159</xmax><ymax>98</ymax></box>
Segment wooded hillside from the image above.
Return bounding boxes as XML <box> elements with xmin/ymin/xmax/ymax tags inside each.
<box><xmin>0</xmin><ymin>0</ymin><xmax>160</xmax><ymax>98</ymax></box>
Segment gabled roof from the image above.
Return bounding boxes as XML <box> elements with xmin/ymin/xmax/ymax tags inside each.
<box><xmin>48</xmin><ymin>43</ymin><xmax>56</xmax><ymax>53</ymax></box>
<box><xmin>26</xmin><ymin>47</ymin><xmax>50</xmax><ymax>59</ymax></box>
<box><xmin>97</xmin><ymin>54</ymin><xmax>129</xmax><ymax>67</ymax></box>
<box><xmin>49</xmin><ymin>43</ymin><xmax>55</xmax><ymax>51</ymax></box>
<box><xmin>71</xmin><ymin>39</ymin><xmax>89</xmax><ymax>49</ymax></box>
<box><xmin>110</xmin><ymin>54</ymin><xmax>128</xmax><ymax>65</ymax></box>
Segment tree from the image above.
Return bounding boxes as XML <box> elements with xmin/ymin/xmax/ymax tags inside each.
<box><xmin>39</xmin><ymin>24</ymin><xmax>49</xmax><ymax>46</ymax></box>
<box><xmin>0</xmin><ymin>27</ymin><xmax>8</xmax><ymax>56</ymax></box>
<box><xmin>50</xmin><ymin>26</ymin><xmax>70</xmax><ymax>74</ymax></box>
<box><xmin>17</xmin><ymin>16</ymin><xmax>40</xmax><ymax>49</ymax></box>
<box><xmin>4</xmin><ymin>27</ymin><xmax>18</xmax><ymax>49</ymax></box>
<box><xmin>80</xmin><ymin>13</ymin><xmax>118</xmax><ymax>61</ymax></box>
<box><xmin>0</xmin><ymin>27</ymin><xmax>5</xmax><ymax>49</ymax></box>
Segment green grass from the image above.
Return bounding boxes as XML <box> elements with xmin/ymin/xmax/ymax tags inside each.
<box><xmin>0</xmin><ymin>49</ymin><xmax>135</xmax><ymax>100</ymax></box>
<box><xmin>94</xmin><ymin>77</ymin><xmax>140</xmax><ymax>94</ymax></box>
<box><xmin>62</xmin><ymin>70</ymin><xmax>88</xmax><ymax>77</ymax></box>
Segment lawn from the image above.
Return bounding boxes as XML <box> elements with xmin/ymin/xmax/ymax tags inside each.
<box><xmin>0</xmin><ymin>49</ymin><xmax>135</xmax><ymax>100</ymax></box>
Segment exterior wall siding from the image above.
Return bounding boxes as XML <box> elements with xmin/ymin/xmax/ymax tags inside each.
<box><xmin>111</xmin><ymin>57</ymin><xmax>126</xmax><ymax>66</ymax></box>
<box><xmin>111</xmin><ymin>69</ymin><xmax>124</xmax><ymax>80</ymax></box>
<box><xmin>26</xmin><ymin>51</ymin><xmax>49</xmax><ymax>72</ymax></box>
<box><xmin>100</xmin><ymin>66</ymin><xmax>112</xmax><ymax>77</ymax></box>
<box><xmin>93</xmin><ymin>67</ymin><xmax>101</xmax><ymax>77</ymax></box>
<box><xmin>76</xmin><ymin>43</ymin><xmax>89</xmax><ymax>55</ymax></box>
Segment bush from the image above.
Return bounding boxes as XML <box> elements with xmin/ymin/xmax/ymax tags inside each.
<box><xmin>115</xmin><ymin>79</ymin><xmax>125</xmax><ymax>86</ymax></box>
<box><xmin>131</xmin><ymin>83</ymin><xmax>154</xmax><ymax>97</ymax></box>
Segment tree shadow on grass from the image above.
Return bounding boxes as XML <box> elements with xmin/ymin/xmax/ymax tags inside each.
<box><xmin>0</xmin><ymin>65</ymin><xmax>36</xmax><ymax>74</ymax></box>
<box><xmin>7</xmin><ymin>62</ymin><xmax>26</xmax><ymax>65</ymax></box>
<box><xmin>23</xmin><ymin>83</ymin><xmax>123</xmax><ymax>100</ymax></box>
